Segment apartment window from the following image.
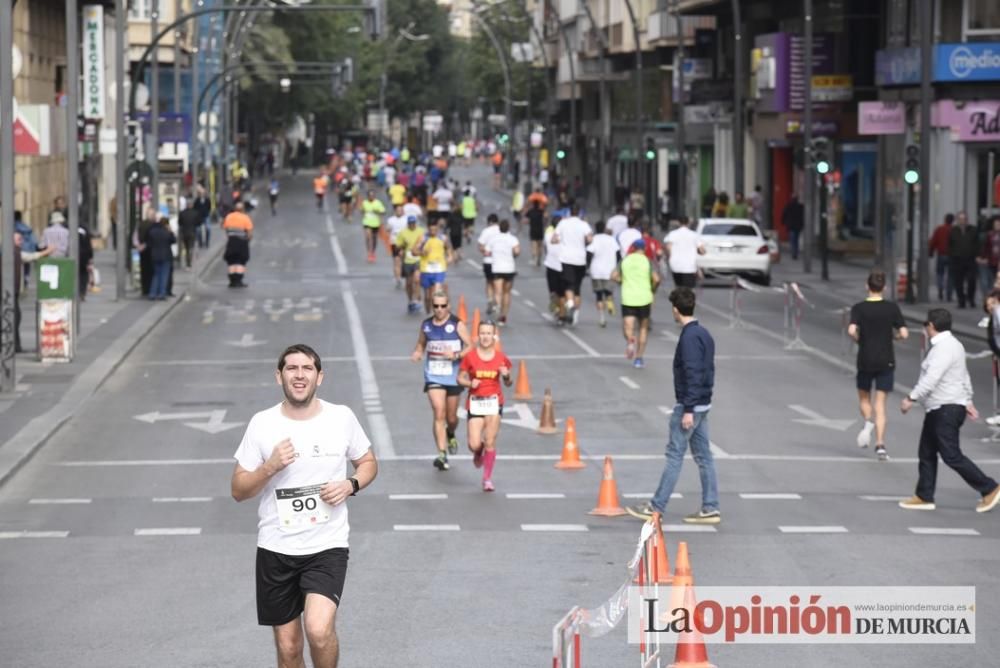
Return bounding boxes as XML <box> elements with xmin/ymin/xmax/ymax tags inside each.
<box><xmin>129</xmin><ymin>0</ymin><xmax>152</xmax><ymax>20</ymax></box>
<box><xmin>966</xmin><ymin>0</ymin><xmax>1000</xmax><ymax>37</ymax></box>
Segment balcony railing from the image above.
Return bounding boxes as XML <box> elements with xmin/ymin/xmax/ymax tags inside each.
<box><xmin>647</xmin><ymin>11</ymin><xmax>716</xmax><ymax>43</ymax></box>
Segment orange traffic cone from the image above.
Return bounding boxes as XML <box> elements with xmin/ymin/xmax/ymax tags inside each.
<box><xmin>457</xmin><ymin>294</ymin><xmax>468</xmax><ymax>323</ymax></box>
<box><xmin>471</xmin><ymin>308</ymin><xmax>481</xmax><ymax>337</ymax></box>
<box><xmin>668</xmin><ymin>584</ymin><xmax>716</xmax><ymax>668</ymax></box>
<box><xmin>537</xmin><ymin>388</ymin><xmax>557</xmax><ymax>434</ymax></box>
<box><xmin>495</xmin><ymin>334</ymin><xmax>504</xmax><ymax>354</ymax></box>
<box><xmin>554</xmin><ymin>417</ymin><xmax>586</xmax><ymax>469</ymax></box>
<box><xmin>663</xmin><ymin>541</ymin><xmax>694</xmax><ymax>617</ymax></box>
<box><xmin>513</xmin><ymin>360</ymin><xmax>532</xmax><ymax>400</ymax></box>
<box><xmin>589</xmin><ymin>456</ymin><xmax>627</xmax><ymax>516</ymax></box>
<box><xmin>379</xmin><ymin>226</ymin><xmax>392</xmax><ymax>256</ymax></box>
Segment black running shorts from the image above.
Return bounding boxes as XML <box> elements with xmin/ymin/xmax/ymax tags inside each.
<box><xmin>256</xmin><ymin>546</ymin><xmax>349</xmax><ymax>626</ymax></box>
<box><xmin>622</xmin><ymin>304</ymin><xmax>651</xmax><ymax>320</ymax></box>
<box><xmin>562</xmin><ymin>263</ymin><xmax>586</xmax><ymax>295</ymax></box>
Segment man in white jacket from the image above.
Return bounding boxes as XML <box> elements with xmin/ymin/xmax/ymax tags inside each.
<box><xmin>899</xmin><ymin>308</ymin><xmax>1000</xmax><ymax>513</ymax></box>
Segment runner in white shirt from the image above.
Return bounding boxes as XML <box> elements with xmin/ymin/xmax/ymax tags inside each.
<box><xmin>663</xmin><ymin>217</ymin><xmax>704</xmax><ymax>288</ymax></box>
<box><xmin>433</xmin><ymin>185</ymin><xmax>454</xmax><ymax>213</ymax></box>
<box><xmin>485</xmin><ymin>219</ymin><xmax>521</xmax><ymax>326</ymax></box>
<box><xmin>403</xmin><ymin>199</ymin><xmax>423</xmax><ymax>221</ymax></box>
<box><xmin>617</xmin><ymin>220</ymin><xmax>642</xmax><ymax>256</ymax></box>
<box><xmin>231</xmin><ymin>344</ymin><xmax>377</xmax><ymax>668</ymax></box>
<box><xmin>544</xmin><ymin>219</ymin><xmax>564</xmax><ymax>318</ymax></box>
<box><xmin>586</xmin><ymin>220</ymin><xmax>621</xmax><ymax>327</ymax></box>
<box><xmin>386</xmin><ymin>204</ymin><xmax>409</xmax><ymax>289</ymax></box>
<box><xmin>606</xmin><ymin>207</ymin><xmax>629</xmax><ymax>240</ymax></box>
<box><xmin>478</xmin><ymin>214</ymin><xmax>501</xmax><ymax>314</ymax></box>
<box><xmin>550</xmin><ymin>204</ymin><xmax>593</xmax><ymax>325</ymax></box>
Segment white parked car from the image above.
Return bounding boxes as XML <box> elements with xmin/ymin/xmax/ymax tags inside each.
<box><xmin>696</xmin><ymin>218</ymin><xmax>772</xmax><ymax>285</ymax></box>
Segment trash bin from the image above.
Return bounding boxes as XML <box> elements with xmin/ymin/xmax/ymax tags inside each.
<box><xmin>36</xmin><ymin>258</ymin><xmax>76</xmax><ymax>362</ymax></box>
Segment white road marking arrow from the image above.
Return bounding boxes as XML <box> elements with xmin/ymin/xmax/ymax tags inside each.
<box><xmin>226</xmin><ymin>333</ymin><xmax>268</xmax><ymax>348</ymax></box>
<box><xmin>133</xmin><ymin>410</ymin><xmax>244</xmax><ymax>435</ymax></box>
<box><xmin>788</xmin><ymin>404</ymin><xmax>855</xmax><ymax>431</ymax></box>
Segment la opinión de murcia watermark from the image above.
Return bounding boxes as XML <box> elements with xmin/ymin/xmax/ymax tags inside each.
<box><xmin>628</xmin><ymin>587</ymin><xmax>975</xmax><ymax>644</ymax></box>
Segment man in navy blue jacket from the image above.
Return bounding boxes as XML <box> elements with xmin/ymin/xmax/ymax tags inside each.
<box><xmin>627</xmin><ymin>287</ymin><xmax>721</xmax><ymax>524</ymax></box>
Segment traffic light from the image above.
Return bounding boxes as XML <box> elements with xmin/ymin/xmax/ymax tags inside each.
<box><xmin>556</xmin><ymin>147</ymin><xmax>566</xmax><ymax>161</ymax></box>
<box><xmin>904</xmin><ymin>143</ymin><xmax>920</xmax><ymax>185</ymax></box>
<box><xmin>498</xmin><ymin>132</ymin><xmax>509</xmax><ymax>145</ymax></box>
<box><xmin>811</xmin><ymin>137</ymin><xmax>831</xmax><ymax>175</ymax></box>
<box><xmin>645</xmin><ymin>137</ymin><xmax>656</xmax><ymax>161</ymax></box>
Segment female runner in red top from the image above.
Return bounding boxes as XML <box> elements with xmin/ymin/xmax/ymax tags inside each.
<box><xmin>458</xmin><ymin>320</ymin><xmax>512</xmax><ymax>491</ymax></box>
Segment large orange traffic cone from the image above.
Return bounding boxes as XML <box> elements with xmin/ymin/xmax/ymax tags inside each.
<box><xmin>471</xmin><ymin>307</ymin><xmax>481</xmax><ymax>337</ymax></box>
<box><xmin>589</xmin><ymin>456</ymin><xmax>627</xmax><ymax>516</ymax></box>
<box><xmin>537</xmin><ymin>388</ymin><xmax>557</xmax><ymax>434</ymax></box>
<box><xmin>663</xmin><ymin>541</ymin><xmax>694</xmax><ymax>618</ymax></box>
<box><xmin>457</xmin><ymin>294</ymin><xmax>468</xmax><ymax>323</ymax></box>
<box><xmin>554</xmin><ymin>417</ymin><xmax>586</xmax><ymax>469</ymax></box>
<box><xmin>668</xmin><ymin>584</ymin><xmax>716</xmax><ymax>668</ymax></box>
<box><xmin>513</xmin><ymin>360</ymin><xmax>532</xmax><ymax>400</ymax></box>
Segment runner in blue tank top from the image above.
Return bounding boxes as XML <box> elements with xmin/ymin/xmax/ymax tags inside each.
<box><xmin>410</xmin><ymin>291</ymin><xmax>471</xmax><ymax>471</ymax></box>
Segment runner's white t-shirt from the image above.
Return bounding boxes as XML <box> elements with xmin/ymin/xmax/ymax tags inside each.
<box><xmin>403</xmin><ymin>202</ymin><xmax>423</xmax><ymax>220</ymax></box>
<box><xmin>664</xmin><ymin>226</ymin><xmax>701</xmax><ymax>274</ymax></box>
<box><xmin>478</xmin><ymin>225</ymin><xmax>500</xmax><ymax>265</ymax></box>
<box><xmin>487</xmin><ymin>232</ymin><xmax>520</xmax><ymax>273</ymax></box>
<box><xmin>606</xmin><ymin>214</ymin><xmax>629</xmax><ymax>240</ymax></box>
<box><xmin>387</xmin><ymin>215</ymin><xmax>408</xmax><ymax>239</ymax></box>
<box><xmin>617</xmin><ymin>227</ymin><xmax>642</xmax><ymax>254</ymax></box>
<box><xmin>233</xmin><ymin>400</ymin><xmax>371</xmax><ymax>556</ymax></box>
<box><xmin>554</xmin><ymin>216</ymin><xmax>593</xmax><ymax>266</ymax></box>
<box><xmin>434</xmin><ymin>188</ymin><xmax>454</xmax><ymax>212</ymax></box>
<box><xmin>586</xmin><ymin>234</ymin><xmax>619</xmax><ymax>280</ymax></box>
<box><xmin>544</xmin><ymin>227</ymin><xmax>562</xmax><ymax>272</ymax></box>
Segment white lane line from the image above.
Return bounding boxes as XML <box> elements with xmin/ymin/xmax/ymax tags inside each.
<box><xmin>656</xmin><ymin>406</ymin><xmax>731</xmax><ymax>459</ymax></box>
<box><xmin>661</xmin><ymin>329</ymin><xmax>679</xmax><ymax>342</ymax></box>
<box><xmin>779</xmin><ymin>526</ymin><xmax>848</xmax><ymax>534</ymax></box>
<box><xmin>134</xmin><ymin>528</ymin><xmax>202</xmax><ymax>536</ymax></box>
<box><xmin>393</xmin><ymin>524</ymin><xmax>461</xmax><ymax>531</ymax></box>
<box><xmin>0</xmin><ymin>531</ymin><xmax>70</xmax><ymax>538</ymax></box>
<box><xmin>623</xmin><ymin>493</ymin><xmax>683</xmax><ymax>499</ymax></box>
<box><xmin>506</xmin><ymin>493</ymin><xmax>566</xmax><ymax>499</ymax></box>
<box><xmin>57</xmin><ymin>458</ymin><xmax>233</xmax><ymax>466</ymax></box>
<box><xmin>341</xmin><ymin>289</ymin><xmax>396</xmax><ymax>459</ymax></box>
<box><xmin>523</xmin><ymin>299</ymin><xmax>536</xmax><ymax>308</ymax></box>
<box><xmin>465</xmin><ymin>259</ymin><xmax>482</xmax><ymax>270</ymax></box>
<box><xmin>521</xmin><ymin>524</ymin><xmax>589</xmax><ymax>532</ymax></box>
<box><xmin>619</xmin><ymin>376</ymin><xmax>640</xmax><ymax>390</ymax></box>
<box><xmin>739</xmin><ymin>493</ymin><xmax>803</xmax><ymax>500</ymax></box>
<box><xmin>389</xmin><ymin>494</ymin><xmax>448</xmax><ymax>500</ymax></box>
<box><xmin>561</xmin><ymin>329</ymin><xmax>600</xmax><ymax>357</ymax></box>
<box><xmin>29</xmin><ymin>498</ymin><xmax>92</xmax><ymax>504</ymax></box>
<box><xmin>661</xmin><ymin>525</ymin><xmax>718</xmax><ymax>533</ymax></box>
<box><xmin>152</xmin><ymin>497</ymin><xmax>213</xmax><ymax>503</ymax></box>
<box><xmin>511</xmin><ymin>288</ymin><xmax>521</xmax><ymax>296</ymax></box>
<box><xmin>859</xmin><ymin>495</ymin><xmax>905</xmax><ymax>502</ymax></box>
<box><xmin>326</xmin><ymin>215</ymin><xmax>348</xmax><ymax>275</ymax></box>
<box><xmin>909</xmin><ymin>527</ymin><xmax>980</xmax><ymax>536</ymax></box>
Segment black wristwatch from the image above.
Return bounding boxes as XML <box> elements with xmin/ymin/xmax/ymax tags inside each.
<box><xmin>349</xmin><ymin>477</ymin><xmax>360</xmax><ymax>496</ymax></box>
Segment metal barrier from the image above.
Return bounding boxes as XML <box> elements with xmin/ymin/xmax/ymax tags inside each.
<box><xmin>552</xmin><ymin>521</ymin><xmax>658</xmax><ymax>668</ymax></box>
<box><xmin>784</xmin><ymin>282</ymin><xmax>810</xmax><ymax>350</ymax></box>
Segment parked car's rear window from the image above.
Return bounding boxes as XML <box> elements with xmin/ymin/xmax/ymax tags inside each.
<box><xmin>701</xmin><ymin>223</ymin><xmax>758</xmax><ymax>236</ymax></box>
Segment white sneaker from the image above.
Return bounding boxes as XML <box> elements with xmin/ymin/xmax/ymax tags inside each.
<box><xmin>856</xmin><ymin>421</ymin><xmax>874</xmax><ymax>448</ymax></box>
<box><xmin>986</xmin><ymin>415</ymin><xmax>1000</xmax><ymax>427</ymax></box>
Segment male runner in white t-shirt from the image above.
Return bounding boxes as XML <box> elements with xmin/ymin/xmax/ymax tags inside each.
<box><xmin>551</xmin><ymin>204</ymin><xmax>593</xmax><ymax>325</ymax></box>
<box><xmin>478</xmin><ymin>213</ymin><xmax>501</xmax><ymax>314</ymax></box>
<box><xmin>232</xmin><ymin>344</ymin><xmax>378</xmax><ymax>668</ymax></box>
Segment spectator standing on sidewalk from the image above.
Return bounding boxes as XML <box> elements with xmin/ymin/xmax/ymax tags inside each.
<box><xmin>899</xmin><ymin>308</ymin><xmax>1000</xmax><ymax>514</ymax></box>
<box><xmin>984</xmin><ymin>288</ymin><xmax>1000</xmax><ymax>427</ymax></box>
<box><xmin>14</xmin><ymin>211</ymin><xmax>36</xmax><ymax>290</ymax></box>
<box><xmin>849</xmin><ymin>270</ymin><xmax>909</xmax><ymax>462</ymax></box>
<box><xmin>727</xmin><ymin>192</ymin><xmax>750</xmax><ymax>219</ymax></box>
<box><xmin>40</xmin><ymin>212</ymin><xmax>70</xmax><ymax>258</ymax></box>
<box><xmin>193</xmin><ymin>187</ymin><xmax>212</xmax><ymax>249</ymax></box>
<box><xmin>978</xmin><ymin>216</ymin><xmax>1000</xmax><ymax>299</ymax></box>
<box><xmin>178</xmin><ymin>200</ymin><xmax>200</xmax><ymax>269</ymax></box>
<box><xmin>222</xmin><ymin>201</ymin><xmax>254</xmax><ymax>288</ymax></box>
<box><xmin>781</xmin><ymin>195</ymin><xmax>804</xmax><ymax>261</ymax></box>
<box><xmin>950</xmin><ymin>211</ymin><xmax>979</xmax><ymax>309</ymax></box>
<box><xmin>77</xmin><ymin>223</ymin><xmax>94</xmax><ymax>300</ymax></box>
<box><xmin>929</xmin><ymin>213</ymin><xmax>953</xmax><ymax>302</ymax></box>
<box><xmin>146</xmin><ymin>217</ymin><xmax>176</xmax><ymax>301</ymax></box>
<box><xmin>626</xmin><ymin>286</ymin><xmax>719</xmax><ymax>524</ymax></box>
<box><xmin>6</xmin><ymin>232</ymin><xmax>53</xmax><ymax>352</ymax></box>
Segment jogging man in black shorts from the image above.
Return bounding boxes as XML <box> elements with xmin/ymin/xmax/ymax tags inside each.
<box><xmin>232</xmin><ymin>344</ymin><xmax>378</xmax><ymax>668</ymax></box>
<box><xmin>848</xmin><ymin>270</ymin><xmax>909</xmax><ymax>461</ymax></box>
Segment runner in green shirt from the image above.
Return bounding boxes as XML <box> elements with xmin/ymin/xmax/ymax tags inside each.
<box><xmin>362</xmin><ymin>190</ymin><xmax>386</xmax><ymax>263</ymax></box>
<box><xmin>612</xmin><ymin>239</ymin><xmax>661</xmax><ymax>369</ymax></box>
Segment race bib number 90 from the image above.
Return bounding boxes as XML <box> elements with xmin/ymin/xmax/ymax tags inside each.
<box><xmin>469</xmin><ymin>395</ymin><xmax>500</xmax><ymax>416</ymax></box>
<box><xmin>275</xmin><ymin>484</ymin><xmax>331</xmax><ymax>530</ymax></box>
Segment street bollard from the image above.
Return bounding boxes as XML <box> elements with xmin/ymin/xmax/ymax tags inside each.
<box><xmin>785</xmin><ymin>282</ymin><xmax>808</xmax><ymax>350</ymax></box>
<box><xmin>728</xmin><ymin>275</ymin><xmax>745</xmax><ymax>329</ymax></box>
<box><xmin>783</xmin><ymin>283</ymin><xmax>791</xmax><ymax>342</ymax></box>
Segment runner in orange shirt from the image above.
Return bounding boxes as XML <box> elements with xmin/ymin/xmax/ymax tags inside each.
<box><xmin>313</xmin><ymin>170</ymin><xmax>330</xmax><ymax>211</ymax></box>
<box><xmin>222</xmin><ymin>201</ymin><xmax>254</xmax><ymax>288</ymax></box>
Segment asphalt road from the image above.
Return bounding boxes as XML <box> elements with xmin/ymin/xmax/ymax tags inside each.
<box><xmin>1</xmin><ymin>163</ymin><xmax>997</xmax><ymax>667</ymax></box>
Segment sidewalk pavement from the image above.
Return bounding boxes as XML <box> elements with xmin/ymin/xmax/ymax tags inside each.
<box><xmin>0</xmin><ymin>230</ymin><xmax>225</xmax><ymax>486</ymax></box>
<box><xmin>770</xmin><ymin>251</ymin><xmax>989</xmax><ymax>342</ymax></box>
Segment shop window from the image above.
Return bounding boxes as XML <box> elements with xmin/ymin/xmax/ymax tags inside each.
<box><xmin>967</xmin><ymin>0</ymin><xmax>1000</xmax><ymax>36</ymax></box>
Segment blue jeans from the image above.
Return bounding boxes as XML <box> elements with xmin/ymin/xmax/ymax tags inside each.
<box><xmin>150</xmin><ymin>260</ymin><xmax>171</xmax><ymax>298</ymax></box>
<box><xmin>935</xmin><ymin>256</ymin><xmax>951</xmax><ymax>301</ymax></box>
<box><xmin>198</xmin><ymin>219</ymin><xmax>211</xmax><ymax>248</ymax></box>
<box><xmin>788</xmin><ymin>229</ymin><xmax>800</xmax><ymax>259</ymax></box>
<box><xmin>651</xmin><ymin>405</ymin><xmax>719</xmax><ymax>513</ymax></box>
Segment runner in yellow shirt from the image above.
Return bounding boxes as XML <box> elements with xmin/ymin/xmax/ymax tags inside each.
<box><xmin>415</xmin><ymin>217</ymin><xmax>453</xmax><ymax>315</ymax></box>
<box><xmin>388</xmin><ymin>182</ymin><xmax>407</xmax><ymax>207</ymax></box>
<box><xmin>395</xmin><ymin>215</ymin><xmax>426</xmax><ymax>314</ymax></box>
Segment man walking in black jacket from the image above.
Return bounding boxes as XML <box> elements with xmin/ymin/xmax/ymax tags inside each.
<box><xmin>178</xmin><ymin>200</ymin><xmax>201</xmax><ymax>268</ymax></box>
<box><xmin>627</xmin><ymin>287</ymin><xmax>720</xmax><ymax>524</ymax></box>
<box><xmin>950</xmin><ymin>211</ymin><xmax>979</xmax><ymax>308</ymax></box>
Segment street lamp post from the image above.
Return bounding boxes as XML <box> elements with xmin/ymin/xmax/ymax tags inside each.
<box><xmin>0</xmin><ymin>0</ymin><xmax>15</xmax><ymax>392</ymax></box>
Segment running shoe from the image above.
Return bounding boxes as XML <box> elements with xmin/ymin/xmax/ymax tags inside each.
<box><xmin>625</xmin><ymin>502</ymin><xmax>656</xmax><ymax>521</ymax></box>
<box><xmin>606</xmin><ymin>298</ymin><xmax>615</xmax><ymax>315</ymax></box>
<box><xmin>448</xmin><ymin>435</ymin><xmax>459</xmax><ymax>455</ymax></box>
<box><xmin>433</xmin><ymin>453</ymin><xmax>450</xmax><ymax>471</ymax></box>
<box><xmin>395</xmin><ymin>278</ymin><xmax>402</xmax><ymax>290</ymax></box>
<box><xmin>571</xmin><ymin>307</ymin><xmax>580</xmax><ymax>326</ymax></box>
<box><xmin>486</xmin><ymin>300</ymin><xmax>497</xmax><ymax>317</ymax></box>
<box><xmin>977</xmin><ymin>485</ymin><xmax>1000</xmax><ymax>513</ymax></box>
<box><xmin>683</xmin><ymin>508</ymin><xmax>722</xmax><ymax>524</ymax></box>
<box><xmin>473</xmin><ymin>448</ymin><xmax>484</xmax><ymax>468</ymax></box>
<box><xmin>625</xmin><ymin>338</ymin><xmax>636</xmax><ymax>360</ymax></box>
<box><xmin>599</xmin><ymin>314</ymin><xmax>607</xmax><ymax>328</ymax></box>
<box><xmin>633</xmin><ymin>357</ymin><xmax>644</xmax><ymax>369</ymax></box>
<box><xmin>856</xmin><ymin>421</ymin><xmax>874</xmax><ymax>448</ymax></box>
<box><xmin>482</xmin><ymin>479</ymin><xmax>495</xmax><ymax>492</ymax></box>
<box><xmin>499</xmin><ymin>315</ymin><xmax>507</xmax><ymax>327</ymax></box>
<box><xmin>898</xmin><ymin>495</ymin><xmax>935</xmax><ymax>510</ymax></box>
<box><xmin>367</xmin><ymin>253</ymin><xmax>376</xmax><ymax>263</ymax></box>
<box><xmin>875</xmin><ymin>445</ymin><xmax>889</xmax><ymax>461</ymax></box>
<box><xmin>986</xmin><ymin>415</ymin><xmax>1000</xmax><ymax>426</ymax></box>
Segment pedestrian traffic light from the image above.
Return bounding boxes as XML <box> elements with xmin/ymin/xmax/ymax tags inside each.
<box><xmin>498</xmin><ymin>132</ymin><xmax>509</xmax><ymax>145</ymax></box>
<box><xmin>904</xmin><ymin>143</ymin><xmax>920</xmax><ymax>185</ymax></box>
<box><xmin>556</xmin><ymin>147</ymin><xmax>566</xmax><ymax>160</ymax></box>
<box><xmin>811</xmin><ymin>137</ymin><xmax>831</xmax><ymax>175</ymax></box>
<box><xmin>645</xmin><ymin>138</ymin><xmax>656</xmax><ymax>161</ymax></box>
